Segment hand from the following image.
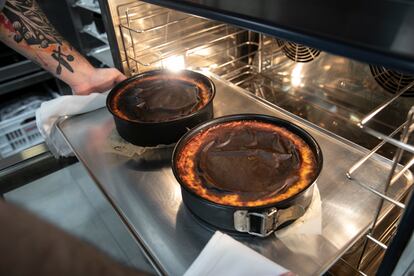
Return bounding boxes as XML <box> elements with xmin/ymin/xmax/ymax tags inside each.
<box><xmin>72</xmin><ymin>68</ymin><xmax>127</xmax><ymax>95</ymax></box>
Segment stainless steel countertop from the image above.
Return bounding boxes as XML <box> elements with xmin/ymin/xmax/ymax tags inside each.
<box><xmin>58</xmin><ymin>73</ymin><xmax>412</xmax><ymax>275</ymax></box>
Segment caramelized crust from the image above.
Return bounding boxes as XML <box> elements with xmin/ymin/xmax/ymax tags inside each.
<box><xmin>175</xmin><ymin>120</ymin><xmax>318</xmax><ymax>207</ymax></box>
<box><xmin>110</xmin><ymin>74</ymin><xmax>212</xmax><ymax>122</ymax></box>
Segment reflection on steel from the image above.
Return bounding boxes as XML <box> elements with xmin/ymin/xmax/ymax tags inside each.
<box><xmin>360</xmin><ymin>126</ymin><xmax>414</xmax><ymax>154</ymax></box>
<box><xmin>366</xmin><ymin>234</ymin><xmax>388</xmax><ymax>250</ymax></box>
<box><xmin>349</xmin><ymin>178</ymin><xmax>405</xmax><ymax>209</ymax></box>
<box><xmin>360</xmin><ymin>81</ymin><xmax>414</xmax><ymax>126</ymax></box>
<box><xmin>391</xmin><ymin>157</ymin><xmax>414</xmax><ymax>185</ymax></box>
<box><xmin>347</xmin><ymin>122</ymin><xmax>406</xmax><ymax>178</ymax></box>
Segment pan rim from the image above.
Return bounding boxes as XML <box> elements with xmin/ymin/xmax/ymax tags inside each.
<box><xmin>106</xmin><ymin>69</ymin><xmax>216</xmax><ymax>125</ymax></box>
<box><xmin>171</xmin><ymin>114</ymin><xmax>323</xmax><ymax>210</ymax></box>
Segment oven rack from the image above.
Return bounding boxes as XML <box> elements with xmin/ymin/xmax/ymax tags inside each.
<box><xmin>343</xmin><ymin>83</ymin><xmax>414</xmax><ymax>275</ymax></box>
<box><xmin>117</xmin><ymin>2</ymin><xmax>264</xmax><ymax>76</ymax></box>
<box><xmin>117</xmin><ymin>1</ymin><xmax>414</xmax><ymax>274</ymax></box>
<box><xmin>242</xmin><ymin>71</ymin><xmax>414</xmax><ymax>275</ymax></box>
<box><xmin>252</xmin><ymin>45</ymin><xmax>414</xmax><ymax>273</ymax></box>
<box><xmin>237</xmin><ymin>70</ymin><xmax>414</xmax><ymax>275</ymax></box>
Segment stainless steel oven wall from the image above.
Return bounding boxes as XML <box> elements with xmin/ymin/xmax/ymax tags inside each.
<box><xmin>99</xmin><ymin>1</ymin><xmax>257</xmax><ymax>77</ymax></box>
<box><xmin>98</xmin><ymin>0</ymin><xmax>134</xmax><ymax>71</ymax></box>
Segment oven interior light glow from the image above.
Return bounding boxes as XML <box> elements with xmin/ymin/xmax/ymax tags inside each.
<box><xmin>291</xmin><ymin>63</ymin><xmax>304</xmax><ymax>87</ymax></box>
<box><xmin>162</xmin><ymin>55</ymin><xmax>186</xmax><ymax>72</ymax></box>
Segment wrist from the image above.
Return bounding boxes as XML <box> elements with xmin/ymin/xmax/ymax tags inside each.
<box><xmin>70</xmin><ymin>67</ymin><xmax>126</xmax><ymax>95</ymax></box>
<box><xmin>70</xmin><ymin>62</ymin><xmax>96</xmax><ymax>83</ymax></box>
<box><xmin>67</xmin><ymin>65</ymin><xmax>98</xmax><ymax>95</ymax></box>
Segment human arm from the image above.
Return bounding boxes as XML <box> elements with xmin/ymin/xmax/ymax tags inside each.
<box><xmin>0</xmin><ymin>0</ymin><xmax>126</xmax><ymax>95</ymax></box>
<box><xmin>0</xmin><ymin>199</ymin><xmax>149</xmax><ymax>276</ymax></box>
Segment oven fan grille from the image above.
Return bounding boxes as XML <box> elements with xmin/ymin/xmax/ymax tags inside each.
<box><xmin>370</xmin><ymin>65</ymin><xmax>414</xmax><ymax>96</ymax></box>
<box><xmin>276</xmin><ymin>39</ymin><xmax>321</xmax><ymax>63</ymax></box>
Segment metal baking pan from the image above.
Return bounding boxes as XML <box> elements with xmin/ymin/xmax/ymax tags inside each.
<box><xmin>172</xmin><ymin>114</ymin><xmax>323</xmax><ymax>237</ymax></box>
<box><xmin>106</xmin><ymin>69</ymin><xmax>215</xmax><ymax>146</ymax></box>
<box><xmin>57</xmin><ymin>72</ymin><xmax>413</xmax><ymax>276</ymax></box>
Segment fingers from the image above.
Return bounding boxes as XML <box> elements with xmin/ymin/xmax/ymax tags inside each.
<box><xmin>72</xmin><ymin>68</ymin><xmax>127</xmax><ymax>95</ymax></box>
<box><xmin>105</xmin><ymin>68</ymin><xmax>127</xmax><ymax>87</ymax></box>
<box><xmin>115</xmin><ymin>71</ymin><xmax>127</xmax><ymax>83</ymax></box>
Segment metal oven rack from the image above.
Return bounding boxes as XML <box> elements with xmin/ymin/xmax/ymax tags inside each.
<box><xmin>116</xmin><ymin>1</ymin><xmax>414</xmax><ymax>274</ymax></box>
<box><xmin>342</xmin><ymin>82</ymin><xmax>414</xmax><ymax>275</ymax></box>
<box><xmin>117</xmin><ymin>2</ymin><xmax>262</xmax><ymax>78</ymax></box>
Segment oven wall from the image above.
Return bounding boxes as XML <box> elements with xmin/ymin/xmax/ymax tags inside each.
<box><xmin>99</xmin><ymin>0</ymin><xmax>134</xmax><ymax>72</ymax></box>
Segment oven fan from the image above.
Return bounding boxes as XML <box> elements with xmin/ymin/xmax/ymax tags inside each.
<box><xmin>276</xmin><ymin>39</ymin><xmax>321</xmax><ymax>63</ymax></box>
<box><xmin>370</xmin><ymin>65</ymin><xmax>414</xmax><ymax>97</ymax></box>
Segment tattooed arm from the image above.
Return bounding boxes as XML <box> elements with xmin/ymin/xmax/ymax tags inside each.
<box><xmin>0</xmin><ymin>0</ymin><xmax>126</xmax><ymax>95</ymax></box>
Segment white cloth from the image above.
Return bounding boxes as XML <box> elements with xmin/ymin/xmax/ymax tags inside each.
<box><xmin>275</xmin><ymin>184</ymin><xmax>322</xmax><ymax>238</ymax></box>
<box><xmin>274</xmin><ymin>185</ymin><xmax>323</xmax><ymax>258</ymax></box>
<box><xmin>35</xmin><ymin>93</ymin><xmax>107</xmax><ymax>157</ymax></box>
<box><xmin>185</xmin><ymin>186</ymin><xmax>321</xmax><ymax>276</ymax></box>
<box><xmin>184</xmin><ymin>231</ymin><xmax>289</xmax><ymax>276</ymax></box>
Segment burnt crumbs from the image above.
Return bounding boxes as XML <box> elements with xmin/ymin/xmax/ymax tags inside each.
<box><xmin>2</xmin><ymin>0</ymin><xmax>74</xmax><ymax>75</ymax></box>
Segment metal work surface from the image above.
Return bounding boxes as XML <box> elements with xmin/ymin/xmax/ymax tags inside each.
<box><xmin>58</xmin><ymin>74</ymin><xmax>411</xmax><ymax>275</ymax></box>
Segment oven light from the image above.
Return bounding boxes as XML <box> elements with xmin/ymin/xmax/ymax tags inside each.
<box><xmin>162</xmin><ymin>55</ymin><xmax>185</xmax><ymax>72</ymax></box>
<box><xmin>291</xmin><ymin>63</ymin><xmax>303</xmax><ymax>87</ymax></box>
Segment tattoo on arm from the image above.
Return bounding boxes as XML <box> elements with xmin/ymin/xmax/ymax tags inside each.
<box><xmin>2</xmin><ymin>0</ymin><xmax>74</xmax><ymax>75</ymax></box>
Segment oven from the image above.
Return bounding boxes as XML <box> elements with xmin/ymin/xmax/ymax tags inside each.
<box><xmin>95</xmin><ymin>0</ymin><xmax>414</xmax><ymax>274</ymax></box>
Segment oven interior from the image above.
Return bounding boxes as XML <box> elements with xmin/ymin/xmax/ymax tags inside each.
<box><xmin>103</xmin><ymin>1</ymin><xmax>414</xmax><ymax>274</ymax></box>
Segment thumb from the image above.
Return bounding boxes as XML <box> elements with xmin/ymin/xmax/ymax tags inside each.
<box><xmin>115</xmin><ymin>73</ymin><xmax>127</xmax><ymax>83</ymax></box>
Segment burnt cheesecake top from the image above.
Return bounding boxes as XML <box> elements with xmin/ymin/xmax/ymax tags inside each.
<box><xmin>110</xmin><ymin>74</ymin><xmax>212</xmax><ymax>123</ymax></box>
<box><xmin>175</xmin><ymin>120</ymin><xmax>318</xmax><ymax>207</ymax></box>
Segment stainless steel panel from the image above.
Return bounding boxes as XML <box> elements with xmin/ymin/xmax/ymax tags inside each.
<box><xmin>58</xmin><ymin>73</ymin><xmax>412</xmax><ymax>276</ymax></box>
<box><xmin>0</xmin><ymin>60</ymin><xmax>41</xmax><ymax>83</ymax></box>
<box><xmin>0</xmin><ymin>71</ymin><xmax>52</xmax><ymax>96</ymax></box>
<box><xmin>0</xmin><ymin>143</ymin><xmax>48</xmax><ymax>171</ymax></box>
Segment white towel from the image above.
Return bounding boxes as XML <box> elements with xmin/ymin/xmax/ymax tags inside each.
<box><xmin>276</xmin><ymin>184</ymin><xmax>322</xmax><ymax>238</ymax></box>
<box><xmin>184</xmin><ymin>231</ymin><xmax>290</xmax><ymax>276</ymax></box>
<box><xmin>35</xmin><ymin>93</ymin><xmax>107</xmax><ymax>157</ymax></box>
<box><xmin>274</xmin><ymin>185</ymin><xmax>322</xmax><ymax>258</ymax></box>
